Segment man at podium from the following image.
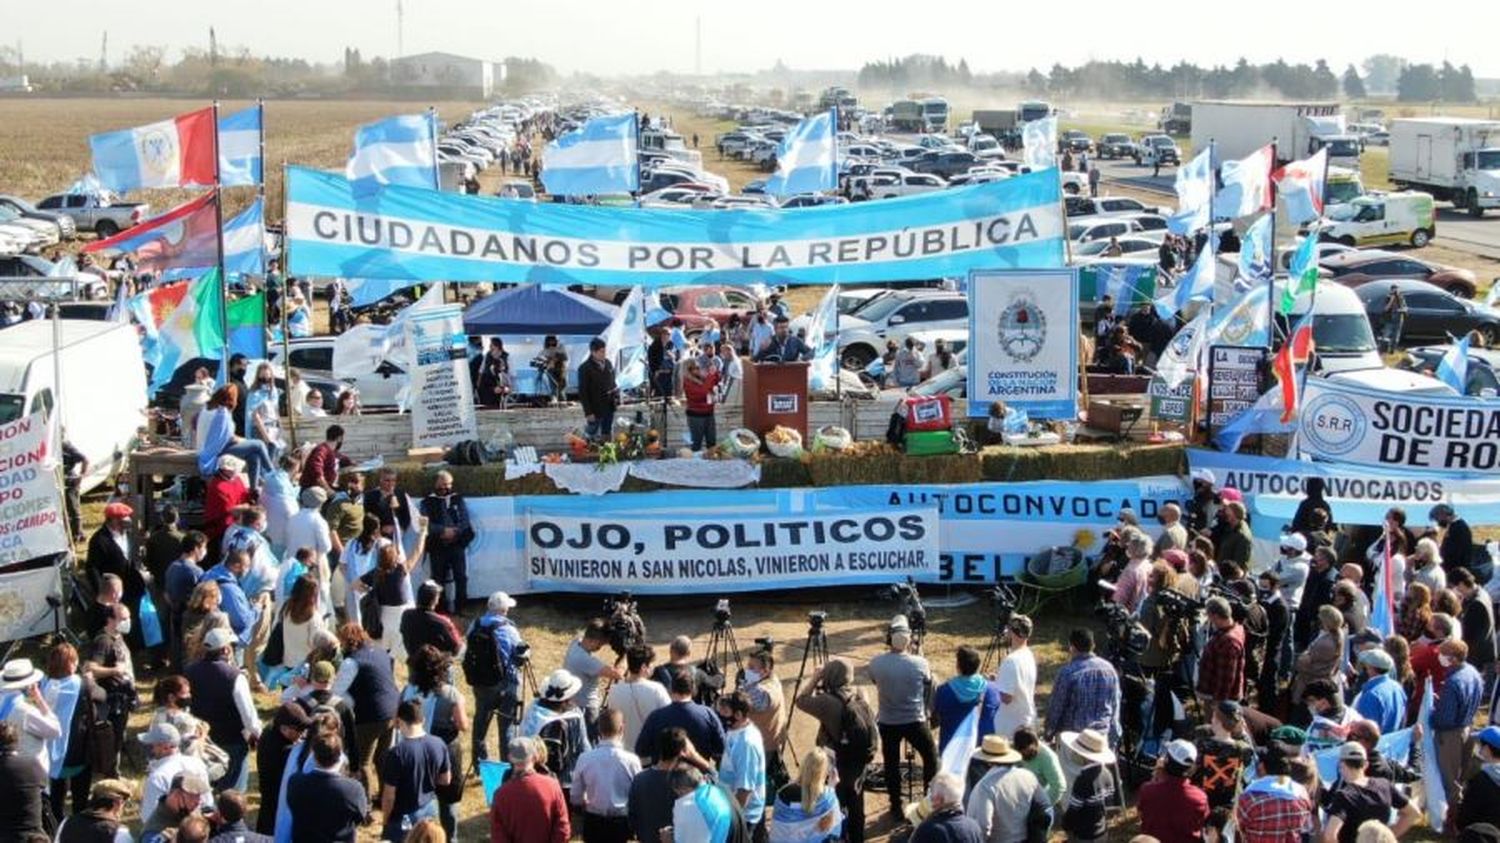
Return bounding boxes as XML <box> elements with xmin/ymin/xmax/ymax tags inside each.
<box><xmin>753</xmin><ymin>316</ymin><xmax>813</xmax><ymax>363</ymax></box>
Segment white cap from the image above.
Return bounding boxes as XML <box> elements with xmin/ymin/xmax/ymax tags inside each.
<box><xmin>488</xmin><ymin>591</ymin><xmax>517</xmax><ymax>613</ymax></box>
<box><xmin>1280</xmin><ymin>532</ymin><xmax>1308</xmax><ymax>553</ymax></box>
<box><xmin>1166</xmin><ymin>739</ymin><xmax>1198</xmax><ymax>766</ymax></box>
<box><xmin>1190</xmin><ymin>468</ymin><xmax>1216</xmax><ymax>487</ymax></box>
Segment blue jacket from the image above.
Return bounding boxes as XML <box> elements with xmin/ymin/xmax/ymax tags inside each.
<box><xmin>932</xmin><ymin>675</ymin><xmax>1002</xmax><ymax>753</ymax></box>
<box><xmin>1353</xmin><ymin>673</ymin><xmax>1407</xmax><ymax>735</ymax></box>
<box><xmin>202</xmin><ymin>563</ymin><xmax>258</xmax><ymax>645</ymax></box>
<box><xmin>470</xmin><ymin>614</ymin><xmax>523</xmax><ymax>690</ymax></box>
<box><xmin>911</xmin><ymin>806</ymin><xmax>985</xmax><ymax>843</ymax></box>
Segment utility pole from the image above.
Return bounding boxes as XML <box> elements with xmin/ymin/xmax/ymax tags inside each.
<box><xmin>209</xmin><ymin>27</ymin><xmax>218</xmax><ymax>68</ymax></box>
<box><xmin>98</xmin><ymin>31</ymin><xmax>107</xmax><ymax>72</ymax></box>
<box><xmin>695</xmin><ymin>17</ymin><xmax>702</xmax><ymax>77</ymax></box>
<box><xmin>396</xmin><ymin>0</ymin><xmax>405</xmax><ymax>58</ymax></box>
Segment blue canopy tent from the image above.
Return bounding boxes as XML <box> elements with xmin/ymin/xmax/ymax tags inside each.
<box><xmin>462</xmin><ymin>284</ymin><xmax>617</xmax><ymax>336</ymax></box>
<box><xmin>462</xmin><ymin>284</ymin><xmax>619</xmax><ymax>395</ymax></box>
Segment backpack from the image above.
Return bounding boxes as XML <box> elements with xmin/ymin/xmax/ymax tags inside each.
<box><xmin>463</xmin><ymin>620</ymin><xmax>508</xmax><ymax>688</ymax></box>
<box><xmin>836</xmin><ymin>691</ymin><xmax>878</xmax><ymax>764</ymax></box>
<box><xmin>537</xmin><ymin>716</ymin><xmax>582</xmax><ymax>785</ymax></box>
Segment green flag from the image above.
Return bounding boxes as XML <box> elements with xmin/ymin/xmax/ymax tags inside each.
<box><xmin>226</xmin><ymin>291</ymin><xmax>267</xmax><ymax>358</ymax></box>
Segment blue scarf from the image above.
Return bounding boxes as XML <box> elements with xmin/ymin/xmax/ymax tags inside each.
<box><xmin>695</xmin><ymin>782</ymin><xmax>734</xmax><ymax>843</ymax></box>
<box><xmin>948</xmin><ymin>674</ymin><xmax>987</xmax><ymax>705</ymax></box>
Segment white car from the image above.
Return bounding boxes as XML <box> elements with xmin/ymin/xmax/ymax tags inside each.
<box><xmin>835</xmin><ymin>290</ymin><xmax>969</xmax><ymax>370</ymax></box>
<box><xmin>269</xmin><ymin>338</ymin><xmax>406</xmax><ymax>409</ymax></box>
<box><xmin>1074</xmin><ymin>237</ymin><xmax>1162</xmax><ymax>258</ymax></box>
<box><xmin>866</xmin><ymin>173</ymin><xmax>947</xmax><ymax>200</ymax></box>
<box><xmin>1068</xmin><ymin>218</ymin><xmax>1145</xmax><ymax>244</ymax></box>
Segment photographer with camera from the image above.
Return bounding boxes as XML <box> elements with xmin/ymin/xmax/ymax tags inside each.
<box><xmin>867</xmin><ymin>617</ymin><xmax>937</xmax><ymax>822</ymax></box>
<box><xmin>794</xmin><ymin>659</ymin><xmax>876</xmax><ymax>843</ymax></box>
<box><xmin>565</xmin><ymin>619</ymin><xmax>626</xmax><ymax>740</ymax></box>
<box><xmin>466</xmin><ymin>591</ymin><xmax>524</xmax><ymax>764</ymax></box>
<box><xmin>1138</xmin><ymin>563</ymin><xmax>1195</xmax><ymax>739</ymax></box>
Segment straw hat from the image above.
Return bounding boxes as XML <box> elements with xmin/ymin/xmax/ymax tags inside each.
<box><xmin>0</xmin><ymin>658</ymin><xmax>43</xmax><ymax>690</ymax></box>
<box><xmin>1061</xmin><ymin>729</ymin><xmax>1117</xmax><ymax>765</ymax></box>
<box><xmin>541</xmin><ymin>669</ymin><xmax>582</xmax><ymax>702</ymax></box>
<box><xmin>972</xmin><ymin>734</ymin><xmax>1022</xmax><ymax>765</ymax></box>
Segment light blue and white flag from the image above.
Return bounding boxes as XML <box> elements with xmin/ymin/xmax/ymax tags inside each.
<box><xmin>345</xmin><ymin>278</ymin><xmax>418</xmax><ymax>308</ymax></box>
<box><xmin>1207</xmin><ymin>281</ymin><xmax>1272</xmax><ymax>349</ymax></box>
<box><xmin>1104</xmin><ymin>265</ymin><xmax>1156</xmax><ymax>316</ymax></box>
<box><xmin>1213</xmin><ymin>386</ymin><xmax>1292</xmax><ymax>453</ymax></box>
<box><xmin>1436</xmin><ymin>334</ymin><xmax>1471</xmax><ymax>394</ymax></box>
<box><xmin>1237</xmin><ymin>213</ymin><xmax>1273</xmax><ymax>290</ymax></box>
<box><xmin>218</xmin><ymin>104</ymin><xmax>263</xmax><ymax>187</ymax></box>
<box><xmin>1022</xmin><ymin>116</ymin><xmax>1057</xmax><ymax>171</ymax></box>
<box><xmin>603</xmin><ymin>286</ymin><xmax>648</xmax><ymax>390</ymax></box>
<box><xmin>223</xmin><ymin>198</ymin><xmax>266</xmax><ymax>276</ymax></box>
<box><xmin>107</xmin><ymin>276</ymin><xmax>131</xmax><ymax>323</ymax></box>
<box><xmin>764</xmin><ymin>110</ymin><xmax>836</xmax><ymax>197</ymax></box>
<box><xmin>1168</xmin><ymin>147</ymin><xmax>1214</xmax><ymax>234</ymax></box>
<box><xmin>805</xmin><ymin>284</ymin><xmax>840</xmax><ymax>390</ymax></box>
<box><xmin>346</xmin><ymin>113</ymin><xmax>439</xmax><ymax>196</ymax></box>
<box><xmin>1155</xmin><ymin>246</ymin><xmax>1214</xmax><ymax>319</ymax></box>
<box><xmin>1418</xmin><ymin>678</ymin><xmax>1447</xmax><ymax>828</ymax></box>
<box><xmin>939</xmin><ymin>707</ymin><xmax>980</xmax><ymax>783</ymax></box>
<box><xmin>1155</xmin><ymin>309</ymin><xmax>1209</xmax><ymax>390</ymax></box>
<box><xmin>541</xmin><ymin>112</ymin><xmax>639</xmax><ymax>197</ymax></box>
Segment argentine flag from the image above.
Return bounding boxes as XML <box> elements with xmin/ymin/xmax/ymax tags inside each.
<box><xmin>219</xmin><ymin>105</ymin><xmax>263</xmax><ymax>187</ymax></box>
<box><xmin>764</xmin><ymin>110</ymin><xmax>836</xmax><ymax>197</ymax></box>
<box><xmin>1022</xmin><ymin>116</ymin><xmax>1057</xmax><ymax>171</ymax></box>
<box><xmin>1168</xmin><ymin>146</ymin><xmax>1213</xmax><ymax>234</ymax></box>
<box><xmin>346</xmin><ymin>113</ymin><xmax>440</xmax><ymax>196</ymax></box>
<box><xmin>1436</xmin><ymin>334</ymin><xmax>1471</xmax><ymax>394</ymax></box>
<box><xmin>223</xmin><ymin>198</ymin><xmax>266</xmax><ymax>276</ymax></box>
<box><xmin>541</xmin><ymin>113</ymin><xmax>639</xmax><ymax>197</ymax></box>
<box><xmin>1154</xmin><ymin>246</ymin><xmax>1213</xmax><ymax>319</ymax></box>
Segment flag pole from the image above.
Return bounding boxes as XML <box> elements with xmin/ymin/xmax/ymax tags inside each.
<box><xmin>280</xmin><ymin>161</ymin><xmax>298</xmax><ymax>454</ymax></box>
<box><xmin>427</xmin><ymin>106</ymin><xmax>441</xmax><ymax>190</ymax></box>
<box><xmin>1266</xmin><ymin>137</ymin><xmax>1279</xmax><ymax>350</ymax></box>
<box><xmin>211</xmin><ymin>101</ymin><xmax>230</xmax><ymax>386</ymax></box>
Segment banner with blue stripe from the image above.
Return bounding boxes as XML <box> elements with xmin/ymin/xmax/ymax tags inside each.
<box><xmin>286</xmin><ymin>165</ymin><xmax>1066</xmax><ymax>286</ymax></box>
<box><xmin>540</xmin><ymin>112</ymin><xmax>639</xmax><ymax>197</ymax></box>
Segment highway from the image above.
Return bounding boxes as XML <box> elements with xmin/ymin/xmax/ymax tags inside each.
<box><xmin>1089</xmin><ymin>156</ymin><xmax>1500</xmax><ymax>262</ymax></box>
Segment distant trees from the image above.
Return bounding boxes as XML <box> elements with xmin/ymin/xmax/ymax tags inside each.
<box><xmin>1342</xmin><ymin>65</ymin><xmax>1366</xmax><ymax>99</ymax></box>
<box><xmin>856</xmin><ymin>54</ymin><xmax>976</xmax><ymax>91</ymax></box>
<box><xmin>1396</xmin><ymin>61</ymin><xmax>1476</xmax><ymax>102</ymax></box>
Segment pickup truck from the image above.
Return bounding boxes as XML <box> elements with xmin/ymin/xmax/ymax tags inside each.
<box><xmin>1133</xmin><ymin>135</ymin><xmax>1181</xmax><ymax>168</ymax></box>
<box><xmin>35</xmin><ymin>193</ymin><xmax>147</xmax><ymax>237</ymax></box>
<box><xmin>1097</xmin><ymin>133</ymin><xmax>1137</xmax><ymax>160</ymax></box>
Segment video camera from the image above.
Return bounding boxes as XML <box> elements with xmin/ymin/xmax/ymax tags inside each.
<box><xmin>1153</xmin><ymin>586</ymin><xmax>1206</xmax><ymax>619</ymax></box>
<box><xmin>989</xmin><ymin>583</ymin><xmax>1018</xmax><ymax>629</ymax></box>
<box><xmin>807</xmin><ymin>611</ymin><xmax>827</xmax><ymax>630</ymax></box>
<box><xmin>714</xmin><ymin>598</ymin><xmax>732</xmax><ymax>625</ymax></box>
<box><xmin>512</xmin><ymin>642</ymin><xmax>532</xmax><ymax>664</ymax></box>
<box><xmin>884</xmin><ymin>577</ymin><xmax>927</xmax><ymax>639</ymax></box>
<box><xmin>602</xmin><ymin>591</ymin><xmax>647</xmax><ymax>656</ymax></box>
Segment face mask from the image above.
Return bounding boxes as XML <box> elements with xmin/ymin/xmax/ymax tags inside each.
<box><xmin>743</xmin><ymin>669</ymin><xmax>762</xmax><ymax>685</ymax></box>
<box><xmin>117</xmin><ymin>618</ymin><xmax>132</xmax><ymax>636</ymax></box>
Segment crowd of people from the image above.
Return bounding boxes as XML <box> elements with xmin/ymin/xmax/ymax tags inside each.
<box><xmin>19</xmin><ymin>367</ymin><xmax>1500</xmax><ymax>843</ymax></box>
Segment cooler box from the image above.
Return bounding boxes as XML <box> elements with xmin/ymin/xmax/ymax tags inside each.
<box><xmin>903</xmin><ymin>430</ymin><xmax>960</xmax><ymax>456</ymax></box>
<box><xmin>902</xmin><ymin>395</ymin><xmax>953</xmax><ymax>432</ymax></box>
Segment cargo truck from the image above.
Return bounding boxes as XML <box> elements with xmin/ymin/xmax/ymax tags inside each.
<box><xmin>973</xmin><ymin>109</ymin><xmax>1020</xmax><ymax>148</ymax></box>
<box><xmin>1387</xmin><ymin>117</ymin><xmax>1500</xmax><ymax>217</ymax></box>
<box><xmin>1190</xmin><ymin>100</ymin><xmax>1360</xmax><ymax>169</ymax></box>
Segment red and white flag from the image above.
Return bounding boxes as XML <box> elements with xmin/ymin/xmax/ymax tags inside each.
<box><xmin>87</xmin><ymin>106</ymin><xmax>217</xmax><ymax>192</ymax></box>
<box><xmin>1272</xmin><ymin>148</ymin><xmax>1329</xmax><ymax>225</ymax></box>
<box><xmin>1214</xmin><ymin>144</ymin><xmax>1274</xmax><ymax>219</ymax></box>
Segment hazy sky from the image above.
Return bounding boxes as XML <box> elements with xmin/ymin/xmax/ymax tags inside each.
<box><xmin>15</xmin><ymin>1</ymin><xmax>1499</xmax><ymax>78</ymax></box>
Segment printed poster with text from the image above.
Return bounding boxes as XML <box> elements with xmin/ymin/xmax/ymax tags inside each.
<box><xmin>0</xmin><ymin>411</ymin><xmax>67</xmax><ymax>643</ymax></box>
<box><xmin>967</xmin><ymin>268</ymin><xmax>1079</xmax><ymax>418</ymax></box>
<box><xmin>406</xmin><ymin>306</ymin><xmax>478</xmax><ymax>449</ymax></box>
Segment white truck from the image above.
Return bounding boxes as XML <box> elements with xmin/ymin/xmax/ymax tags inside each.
<box><xmin>0</xmin><ymin>320</ymin><xmax>148</xmax><ymax>493</ymax></box>
<box><xmin>1387</xmin><ymin>117</ymin><xmax>1500</xmax><ymax>217</ymax></box>
<box><xmin>35</xmin><ymin>192</ymin><xmax>148</xmax><ymax>238</ymax></box>
<box><xmin>1191</xmin><ymin>100</ymin><xmax>1361</xmax><ymax>169</ymax></box>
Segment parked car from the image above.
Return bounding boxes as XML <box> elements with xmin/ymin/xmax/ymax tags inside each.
<box><xmin>35</xmin><ymin>192</ymin><xmax>148</xmax><ymax>237</ymax></box>
<box><xmin>1068</xmin><ymin>217</ymin><xmax>1145</xmax><ymax>244</ymax></box>
<box><xmin>1097</xmin><ymin>133</ymin><xmax>1137</xmax><ymax>159</ymax></box>
<box><xmin>835</xmin><ymin>290</ymin><xmax>968</xmax><ymax>369</ymax></box>
<box><xmin>1404</xmin><ymin>344</ymin><xmax>1500</xmax><ymax>395</ymax></box>
<box><xmin>496</xmin><ymin>180</ymin><xmax>536</xmax><ymax>201</ymax></box>
<box><xmin>269</xmin><ymin>338</ymin><xmax>406</xmax><ymax>409</ymax></box>
<box><xmin>1074</xmin><ymin>236</ymin><xmax>1162</xmax><ymax>258</ymax></box>
<box><xmin>656</xmin><ymin>285</ymin><xmax>764</xmax><ymax>332</ymax></box>
<box><xmin>779</xmin><ymin>194</ymin><xmax>849</xmax><ymax>209</ymax></box>
<box><xmin>1134</xmin><ymin>135</ymin><xmax>1181</xmax><ymax>167</ymax></box>
<box><xmin>1354</xmin><ymin>279</ymin><xmax>1500</xmax><ymax>345</ymax></box>
<box><xmin>907</xmin><ymin>150</ymin><xmax>983</xmax><ymax>179</ymax></box>
<box><xmin>1320</xmin><ymin>249</ymin><xmax>1477</xmax><ymax>298</ymax></box>
<box><xmin>0</xmin><ymin>254</ymin><xmax>109</xmax><ymax>298</ymax></box>
<box><xmin>1276</xmin><ymin>240</ymin><xmax>1356</xmax><ymax>273</ymax></box>
<box><xmin>861</xmin><ymin>173</ymin><xmax>947</xmax><ymax>200</ymax></box>
<box><xmin>0</xmin><ymin>194</ymin><xmax>75</xmax><ymax>239</ymax></box>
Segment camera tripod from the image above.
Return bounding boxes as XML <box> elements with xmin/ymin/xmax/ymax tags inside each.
<box><xmin>780</xmin><ymin>614</ymin><xmax>830</xmax><ymax>764</ymax></box>
<box><xmin>981</xmin><ymin>617</ymin><xmax>1010</xmax><ymax>675</ymax></box>
<box><xmin>704</xmin><ymin>604</ymin><xmax>744</xmax><ymax>679</ymax></box>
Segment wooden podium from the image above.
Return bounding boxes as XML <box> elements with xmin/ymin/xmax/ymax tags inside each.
<box><xmin>742</xmin><ymin>361</ymin><xmax>809</xmax><ymax>441</ymax></box>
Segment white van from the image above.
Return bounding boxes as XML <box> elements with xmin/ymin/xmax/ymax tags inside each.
<box><xmin>0</xmin><ymin>320</ymin><xmax>148</xmax><ymax>492</ymax></box>
<box><xmin>1279</xmin><ymin>280</ymin><xmax>1384</xmax><ymax>374</ymax></box>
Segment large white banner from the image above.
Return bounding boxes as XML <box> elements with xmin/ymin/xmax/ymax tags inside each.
<box><xmin>524</xmin><ymin>507</ymin><xmax>939</xmax><ymax>594</ymax></box>
<box><xmin>406</xmin><ymin>306</ymin><xmax>477</xmax><ymax>449</ymax></box>
<box><xmin>1299</xmin><ymin>377</ymin><xmax>1500</xmax><ymax>473</ymax></box>
<box><xmin>0</xmin><ymin>413</ymin><xmax>69</xmax><ymax>567</ymax></box>
<box><xmin>967</xmin><ymin>268</ymin><xmax>1079</xmax><ymax>418</ymax></box>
